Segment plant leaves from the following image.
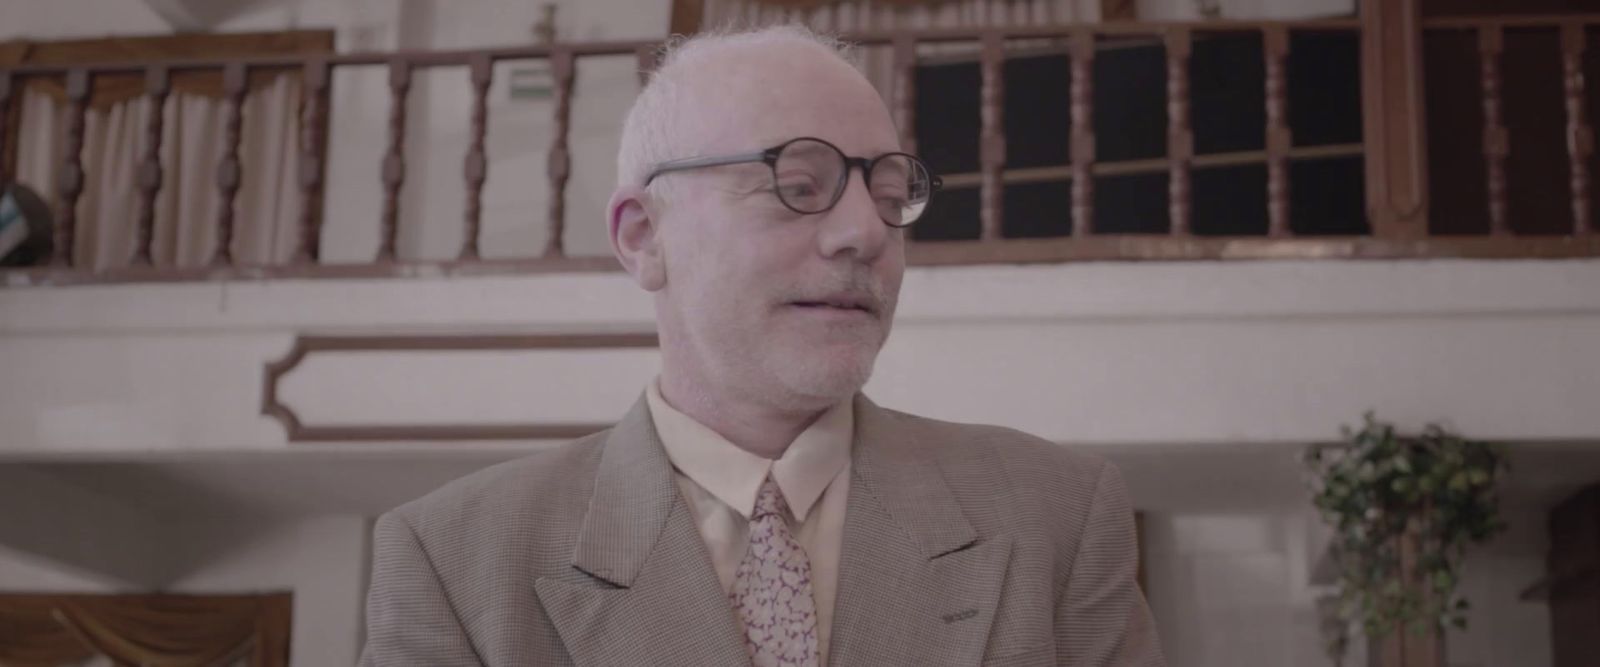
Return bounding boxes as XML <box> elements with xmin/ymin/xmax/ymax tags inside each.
<box><xmin>1307</xmin><ymin>413</ymin><xmax>1505</xmax><ymax>637</ymax></box>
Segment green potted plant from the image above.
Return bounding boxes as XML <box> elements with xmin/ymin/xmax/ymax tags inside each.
<box><xmin>1305</xmin><ymin>413</ymin><xmax>1509</xmax><ymax>667</ymax></box>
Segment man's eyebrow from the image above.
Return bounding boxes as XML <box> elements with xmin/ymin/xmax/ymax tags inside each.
<box><xmin>713</xmin><ymin>163</ymin><xmax>773</xmax><ymax>193</ymax></box>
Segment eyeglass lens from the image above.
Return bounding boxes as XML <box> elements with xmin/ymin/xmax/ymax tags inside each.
<box><xmin>771</xmin><ymin>138</ymin><xmax>933</xmax><ymax>227</ymax></box>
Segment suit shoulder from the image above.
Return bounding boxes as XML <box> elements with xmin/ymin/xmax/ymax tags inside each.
<box><xmin>875</xmin><ymin>408</ymin><xmax>1127</xmax><ymax>567</ymax></box>
<box><xmin>385</xmin><ymin>429</ymin><xmax>607</xmax><ymax>539</ymax></box>
<box><xmin>878</xmin><ymin>406</ymin><xmax>1110</xmax><ymax>480</ymax></box>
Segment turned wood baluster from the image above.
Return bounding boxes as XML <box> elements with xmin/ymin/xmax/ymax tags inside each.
<box><xmin>893</xmin><ymin>35</ymin><xmax>918</xmax><ymax>156</ymax></box>
<box><xmin>1166</xmin><ymin>28</ymin><xmax>1194</xmax><ymax>237</ymax></box>
<box><xmin>978</xmin><ymin>32</ymin><xmax>1006</xmax><ymax>241</ymax></box>
<box><xmin>1266</xmin><ymin>26</ymin><xmax>1292</xmax><ymax>238</ymax></box>
<box><xmin>1070</xmin><ymin>27</ymin><xmax>1095</xmax><ymax>236</ymax></box>
<box><xmin>54</xmin><ymin>69</ymin><xmax>91</xmax><ymax>268</ymax></box>
<box><xmin>461</xmin><ymin>55</ymin><xmax>493</xmax><ymax>261</ymax></box>
<box><xmin>636</xmin><ymin>44</ymin><xmax>657</xmax><ymax>87</ymax></box>
<box><xmin>134</xmin><ymin>66</ymin><xmax>170</xmax><ymax>266</ymax></box>
<box><xmin>1480</xmin><ymin>25</ymin><xmax>1510</xmax><ymax>236</ymax></box>
<box><xmin>544</xmin><ymin>48</ymin><xmax>576</xmax><ymax>258</ymax></box>
<box><xmin>0</xmin><ymin>71</ymin><xmax>12</xmax><ymax>188</ymax></box>
<box><xmin>214</xmin><ymin>63</ymin><xmax>248</xmax><ymax>266</ymax></box>
<box><xmin>1562</xmin><ymin>23</ymin><xmax>1594</xmax><ymax>236</ymax></box>
<box><xmin>379</xmin><ymin>59</ymin><xmax>412</xmax><ymax>261</ymax></box>
<box><xmin>296</xmin><ymin>58</ymin><xmax>330</xmax><ymax>264</ymax></box>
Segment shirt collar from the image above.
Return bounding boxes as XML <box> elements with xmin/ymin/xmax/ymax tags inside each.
<box><xmin>645</xmin><ymin>379</ymin><xmax>852</xmax><ymax>522</ymax></box>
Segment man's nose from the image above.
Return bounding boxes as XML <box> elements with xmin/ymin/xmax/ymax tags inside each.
<box><xmin>816</xmin><ymin>172</ymin><xmax>890</xmax><ymax>262</ymax></box>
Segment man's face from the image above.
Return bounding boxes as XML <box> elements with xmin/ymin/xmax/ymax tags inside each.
<box><xmin>651</xmin><ymin>44</ymin><xmax>906</xmax><ymax>411</ymax></box>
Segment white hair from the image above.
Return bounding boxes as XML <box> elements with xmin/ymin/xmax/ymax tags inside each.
<box><xmin>616</xmin><ymin>24</ymin><xmax>861</xmax><ymax>201</ymax></box>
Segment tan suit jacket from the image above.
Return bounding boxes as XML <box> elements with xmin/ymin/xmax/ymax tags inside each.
<box><xmin>359</xmin><ymin>395</ymin><xmax>1166</xmax><ymax>666</ymax></box>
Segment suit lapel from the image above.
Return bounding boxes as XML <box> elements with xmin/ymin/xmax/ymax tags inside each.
<box><xmin>534</xmin><ymin>397</ymin><xmax>750</xmax><ymax>667</ymax></box>
<box><xmin>827</xmin><ymin>396</ymin><xmax>1013</xmax><ymax>667</ymax></box>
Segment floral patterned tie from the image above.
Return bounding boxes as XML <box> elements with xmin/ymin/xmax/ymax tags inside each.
<box><xmin>729</xmin><ymin>477</ymin><xmax>820</xmax><ymax>667</ymax></box>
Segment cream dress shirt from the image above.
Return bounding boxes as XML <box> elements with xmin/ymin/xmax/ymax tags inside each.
<box><xmin>644</xmin><ymin>380</ymin><xmax>853</xmax><ymax>665</ymax></box>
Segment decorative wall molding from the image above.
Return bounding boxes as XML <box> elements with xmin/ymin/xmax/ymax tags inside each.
<box><xmin>262</xmin><ymin>332</ymin><xmax>659</xmax><ymax>442</ymax></box>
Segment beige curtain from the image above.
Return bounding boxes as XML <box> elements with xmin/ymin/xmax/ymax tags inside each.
<box><xmin>13</xmin><ymin>75</ymin><xmax>303</xmax><ymax>271</ymax></box>
<box><xmin>702</xmin><ymin>0</ymin><xmax>1090</xmax><ymax>97</ymax></box>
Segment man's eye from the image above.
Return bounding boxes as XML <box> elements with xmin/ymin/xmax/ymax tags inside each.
<box><xmin>874</xmin><ymin>187</ymin><xmax>909</xmax><ymax>204</ymax></box>
<box><xmin>777</xmin><ymin>180</ymin><xmax>821</xmax><ymax>199</ymax></box>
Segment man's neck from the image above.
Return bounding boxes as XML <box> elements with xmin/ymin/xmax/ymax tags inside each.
<box><xmin>657</xmin><ymin>374</ymin><xmax>829</xmax><ymax>460</ymax></box>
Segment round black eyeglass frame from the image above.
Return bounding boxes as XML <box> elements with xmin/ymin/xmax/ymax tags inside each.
<box><xmin>641</xmin><ymin>136</ymin><xmax>942</xmax><ymax>228</ymax></box>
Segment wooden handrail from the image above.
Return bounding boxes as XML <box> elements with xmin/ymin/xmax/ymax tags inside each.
<box><xmin>1423</xmin><ymin>13</ymin><xmax>1600</xmax><ymax>29</ymax></box>
<box><xmin>935</xmin><ymin>145</ymin><xmax>1366</xmax><ymax>189</ymax></box>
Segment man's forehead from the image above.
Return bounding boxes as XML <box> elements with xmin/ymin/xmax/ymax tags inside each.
<box><xmin>667</xmin><ymin>42</ymin><xmax>899</xmax><ymax>157</ymax></box>
<box><xmin>673</xmin><ymin>100</ymin><xmax>900</xmax><ymax>162</ymax></box>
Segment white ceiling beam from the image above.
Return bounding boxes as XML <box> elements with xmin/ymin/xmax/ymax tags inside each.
<box><xmin>140</xmin><ymin>0</ymin><xmax>215</xmax><ymax>32</ymax></box>
<box><xmin>0</xmin><ymin>466</ymin><xmax>174</xmax><ymax>587</ymax></box>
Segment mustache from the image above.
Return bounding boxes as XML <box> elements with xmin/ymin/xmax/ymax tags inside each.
<box><xmin>778</xmin><ymin>273</ymin><xmax>891</xmax><ymax>314</ymax></box>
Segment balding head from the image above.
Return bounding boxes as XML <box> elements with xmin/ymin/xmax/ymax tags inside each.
<box><xmin>617</xmin><ymin>25</ymin><xmax>886</xmax><ymax>198</ymax></box>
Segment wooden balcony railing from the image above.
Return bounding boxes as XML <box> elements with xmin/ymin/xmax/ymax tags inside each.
<box><xmin>2</xmin><ymin>0</ymin><xmax>1599</xmax><ymax>287</ymax></box>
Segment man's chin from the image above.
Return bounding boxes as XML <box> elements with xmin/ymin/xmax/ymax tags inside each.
<box><xmin>769</xmin><ymin>355</ymin><xmax>876</xmax><ymax>405</ymax></box>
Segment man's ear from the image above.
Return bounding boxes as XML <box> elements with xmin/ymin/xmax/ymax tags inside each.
<box><xmin>608</xmin><ymin>185</ymin><xmax>666</xmax><ymax>291</ymax></box>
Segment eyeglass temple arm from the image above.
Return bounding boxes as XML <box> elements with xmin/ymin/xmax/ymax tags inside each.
<box><xmin>643</xmin><ymin>151</ymin><xmax>770</xmax><ymax>185</ymax></box>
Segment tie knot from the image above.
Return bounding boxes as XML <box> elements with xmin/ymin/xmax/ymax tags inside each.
<box><xmin>751</xmin><ymin>477</ymin><xmax>792</xmax><ymax>520</ymax></box>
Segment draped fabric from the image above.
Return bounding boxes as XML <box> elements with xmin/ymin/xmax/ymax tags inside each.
<box><xmin>0</xmin><ymin>31</ymin><xmax>329</xmax><ymax>271</ymax></box>
<box><xmin>0</xmin><ymin>32</ymin><xmax>332</xmax><ymax>110</ymax></box>
<box><xmin>0</xmin><ymin>594</ymin><xmax>290</xmax><ymax>667</ymax></box>
<box><xmin>0</xmin><ymin>605</ymin><xmax>93</xmax><ymax>666</ymax></box>
<box><xmin>12</xmin><ymin>74</ymin><xmax>304</xmax><ymax>270</ymax></box>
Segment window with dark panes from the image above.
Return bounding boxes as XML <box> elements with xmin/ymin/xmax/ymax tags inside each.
<box><xmin>911</xmin><ymin>31</ymin><xmax>1366</xmax><ymax>241</ymax></box>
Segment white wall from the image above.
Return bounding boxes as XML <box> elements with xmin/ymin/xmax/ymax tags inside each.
<box><xmin>0</xmin><ymin>465</ymin><xmax>187</xmax><ymax>586</ymax></box>
<box><xmin>1144</xmin><ymin>512</ymin><xmax>1341</xmax><ymax>667</ymax></box>
<box><xmin>1144</xmin><ymin>510</ymin><xmax>1551</xmax><ymax>667</ymax></box>
<box><xmin>7</xmin><ymin>259</ymin><xmax>1600</xmax><ymax>454</ymax></box>
<box><xmin>0</xmin><ymin>1</ymin><xmax>171</xmax><ymax>40</ymax></box>
<box><xmin>0</xmin><ymin>543</ymin><xmax>126</xmax><ymax>592</ymax></box>
<box><xmin>1446</xmin><ymin>507</ymin><xmax>1553</xmax><ymax>667</ymax></box>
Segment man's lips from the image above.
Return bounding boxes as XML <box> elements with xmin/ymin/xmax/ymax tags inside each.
<box><xmin>787</xmin><ymin>294</ymin><xmax>877</xmax><ymax>315</ymax></box>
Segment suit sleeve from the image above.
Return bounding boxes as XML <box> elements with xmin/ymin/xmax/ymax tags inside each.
<box><xmin>1056</xmin><ymin>460</ymin><xmax>1168</xmax><ymax>666</ymax></box>
<box><xmin>359</xmin><ymin>511</ymin><xmax>484</xmax><ymax>666</ymax></box>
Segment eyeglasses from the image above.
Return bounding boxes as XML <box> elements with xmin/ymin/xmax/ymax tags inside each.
<box><xmin>643</xmin><ymin>136</ymin><xmax>942</xmax><ymax>228</ymax></box>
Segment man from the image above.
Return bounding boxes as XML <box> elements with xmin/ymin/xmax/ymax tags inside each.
<box><xmin>361</xmin><ymin>25</ymin><xmax>1164</xmax><ymax>667</ymax></box>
